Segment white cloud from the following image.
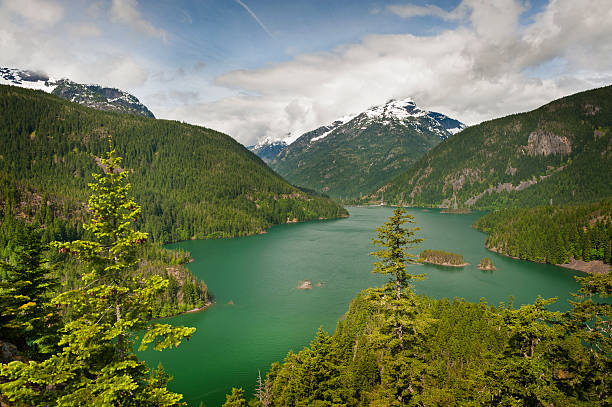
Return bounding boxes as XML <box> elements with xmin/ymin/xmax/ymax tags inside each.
<box><xmin>110</xmin><ymin>0</ymin><xmax>167</xmax><ymax>42</ymax></box>
<box><xmin>2</xmin><ymin>0</ymin><xmax>64</xmax><ymax>25</ymax></box>
<box><xmin>387</xmin><ymin>3</ymin><xmax>459</xmax><ymax>20</ymax></box>
<box><xmin>0</xmin><ymin>1</ymin><xmax>150</xmax><ymax>91</ymax></box>
<box><xmin>161</xmin><ymin>0</ymin><xmax>612</xmax><ymax>146</ymax></box>
<box><xmin>68</xmin><ymin>23</ymin><xmax>102</xmax><ymax>37</ymax></box>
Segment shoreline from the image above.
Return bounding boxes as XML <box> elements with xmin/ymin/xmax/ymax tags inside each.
<box><xmin>556</xmin><ymin>259</ymin><xmax>610</xmax><ymax>275</ymax></box>
<box><xmin>487</xmin><ymin>246</ymin><xmax>610</xmax><ymax>275</ymax></box>
<box><xmin>184</xmin><ymin>300</ymin><xmax>214</xmax><ymax>314</ymax></box>
<box><xmin>421</xmin><ymin>259</ymin><xmax>469</xmax><ymax>267</ymax></box>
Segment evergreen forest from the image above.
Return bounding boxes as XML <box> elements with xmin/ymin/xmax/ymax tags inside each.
<box><xmin>0</xmin><ymin>85</ymin><xmax>347</xmax><ymax>244</ymax></box>
<box><xmin>419</xmin><ymin>249</ymin><xmax>466</xmax><ymax>266</ymax></box>
<box><xmin>1</xmin><ymin>147</ymin><xmax>199</xmax><ymax>405</ymax></box>
<box><xmin>474</xmin><ymin>199</ymin><xmax>612</xmax><ymax>265</ymax></box>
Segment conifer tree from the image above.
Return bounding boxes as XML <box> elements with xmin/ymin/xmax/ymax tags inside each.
<box><xmin>370</xmin><ymin>208</ymin><xmax>426</xmax><ymax>348</ymax></box>
<box><xmin>223</xmin><ymin>387</ymin><xmax>247</xmax><ymax>407</ymax></box>
<box><xmin>371</xmin><ymin>208</ymin><xmax>424</xmax><ymax>300</ymax></box>
<box><xmin>368</xmin><ymin>208</ymin><xmax>432</xmax><ymax>404</ymax></box>
<box><xmin>0</xmin><ymin>141</ymin><xmax>195</xmax><ymax>406</ymax></box>
<box><xmin>0</xmin><ymin>223</ymin><xmax>59</xmax><ymax>358</ymax></box>
<box><xmin>566</xmin><ymin>267</ymin><xmax>612</xmax><ymax>400</ymax></box>
<box><xmin>487</xmin><ymin>297</ymin><xmax>565</xmax><ymax>405</ymax></box>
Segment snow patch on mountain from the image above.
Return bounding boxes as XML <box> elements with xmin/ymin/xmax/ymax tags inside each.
<box><xmin>0</xmin><ymin>67</ymin><xmax>57</xmax><ymax>92</ymax></box>
<box><xmin>362</xmin><ymin>98</ymin><xmax>428</xmax><ymax>121</ymax></box>
<box><xmin>248</xmin><ymin>137</ymin><xmax>288</xmax><ymax>163</ymax></box>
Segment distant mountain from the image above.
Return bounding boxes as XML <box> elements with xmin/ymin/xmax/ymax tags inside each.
<box><xmin>372</xmin><ymin>85</ymin><xmax>612</xmax><ymax>209</ymax></box>
<box><xmin>248</xmin><ymin>137</ymin><xmax>288</xmax><ymax>163</ymax></box>
<box><xmin>270</xmin><ymin>98</ymin><xmax>465</xmax><ymax>199</ymax></box>
<box><xmin>0</xmin><ymin>67</ymin><xmax>154</xmax><ymax>118</ymax></box>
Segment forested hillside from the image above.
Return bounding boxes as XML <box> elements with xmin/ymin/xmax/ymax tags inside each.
<box><xmin>474</xmin><ymin>200</ymin><xmax>612</xmax><ymax>266</ymax></box>
<box><xmin>0</xmin><ymin>85</ymin><xmax>347</xmax><ymax>244</ymax></box>
<box><xmin>373</xmin><ymin>85</ymin><xmax>612</xmax><ymax>209</ymax></box>
<box><xmin>0</xmin><ymin>151</ymin><xmax>209</xmax><ymax>320</ymax></box>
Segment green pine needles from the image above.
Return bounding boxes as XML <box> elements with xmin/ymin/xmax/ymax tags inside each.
<box><xmin>371</xmin><ymin>207</ymin><xmax>425</xmax><ymax>300</ymax></box>
<box><xmin>0</xmin><ymin>140</ymin><xmax>195</xmax><ymax>406</ymax></box>
<box><xmin>0</xmin><ymin>223</ymin><xmax>60</xmax><ymax>359</ymax></box>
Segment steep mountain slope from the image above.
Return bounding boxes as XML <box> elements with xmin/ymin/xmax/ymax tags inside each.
<box><xmin>373</xmin><ymin>85</ymin><xmax>612</xmax><ymax>208</ymax></box>
<box><xmin>248</xmin><ymin>138</ymin><xmax>287</xmax><ymax>163</ymax></box>
<box><xmin>0</xmin><ymin>85</ymin><xmax>347</xmax><ymax>243</ymax></box>
<box><xmin>0</xmin><ymin>67</ymin><xmax>154</xmax><ymax>118</ymax></box>
<box><xmin>270</xmin><ymin>99</ymin><xmax>464</xmax><ymax>199</ymax></box>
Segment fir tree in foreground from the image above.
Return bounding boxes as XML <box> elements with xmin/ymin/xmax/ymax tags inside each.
<box><xmin>370</xmin><ymin>207</ymin><xmax>426</xmax><ymax>348</ymax></box>
<box><xmin>0</xmin><ymin>141</ymin><xmax>194</xmax><ymax>406</ymax></box>
<box><xmin>371</xmin><ymin>208</ymin><xmax>424</xmax><ymax>301</ymax></box>
<box><xmin>0</xmin><ymin>223</ymin><xmax>60</xmax><ymax>359</ymax></box>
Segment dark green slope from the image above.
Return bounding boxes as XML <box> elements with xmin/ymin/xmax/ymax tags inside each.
<box><xmin>474</xmin><ymin>199</ymin><xmax>612</xmax><ymax>266</ymax></box>
<box><xmin>0</xmin><ymin>85</ymin><xmax>347</xmax><ymax>243</ymax></box>
<box><xmin>374</xmin><ymin>85</ymin><xmax>612</xmax><ymax>208</ymax></box>
<box><xmin>272</xmin><ymin>122</ymin><xmax>441</xmax><ymax>200</ymax></box>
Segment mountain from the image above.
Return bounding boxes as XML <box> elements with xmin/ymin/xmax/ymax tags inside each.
<box><xmin>372</xmin><ymin>85</ymin><xmax>612</xmax><ymax>209</ymax></box>
<box><xmin>270</xmin><ymin>99</ymin><xmax>465</xmax><ymax>199</ymax></box>
<box><xmin>248</xmin><ymin>137</ymin><xmax>288</xmax><ymax>163</ymax></box>
<box><xmin>0</xmin><ymin>67</ymin><xmax>154</xmax><ymax>118</ymax></box>
<box><xmin>0</xmin><ymin>84</ymin><xmax>347</xmax><ymax>243</ymax></box>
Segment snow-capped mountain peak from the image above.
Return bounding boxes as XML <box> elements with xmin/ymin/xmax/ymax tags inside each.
<box><xmin>270</xmin><ymin>98</ymin><xmax>466</xmax><ymax>199</ymax></box>
<box><xmin>363</xmin><ymin>98</ymin><xmax>428</xmax><ymax>121</ymax></box>
<box><xmin>248</xmin><ymin>137</ymin><xmax>288</xmax><ymax>163</ymax></box>
<box><xmin>304</xmin><ymin>98</ymin><xmax>465</xmax><ymax>145</ymax></box>
<box><xmin>1</xmin><ymin>66</ymin><xmax>154</xmax><ymax>118</ymax></box>
<box><xmin>253</xmin><ymin>135</ymin><xmax>287</xmax><ymax>149</ymax></box>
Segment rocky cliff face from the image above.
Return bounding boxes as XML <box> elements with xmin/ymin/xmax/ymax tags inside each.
<box><xmin>524</xmin><ymin>131</ymin><xmax>572</xmax><ymax>156</ymax></box>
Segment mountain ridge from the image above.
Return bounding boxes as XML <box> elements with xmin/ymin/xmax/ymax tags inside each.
<box><xmin>247</xmin><ymin>137</ymin><xmax>288</xmax><ymax>163</ymax></box>
<box><xmin>0</xmin><ymin>67</ymin><xmax>154</xmax><ymax>118</ymax></box>
<box><xmin>270</xmin><ymin>98</ymin><xmax>465</xmax><ymax>199</ymax></box>
<box><xmin>370</xmin><ymin>85</ymin><xmax>612</xmax><ymax>208</ymax></box>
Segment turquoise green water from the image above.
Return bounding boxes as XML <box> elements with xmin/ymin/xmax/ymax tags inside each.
<box><xmin>142</xmin><ymin>207</ymin><xmax>582</xmax><ymax>406</ymax></box>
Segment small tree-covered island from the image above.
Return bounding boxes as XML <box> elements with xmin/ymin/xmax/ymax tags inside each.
<box><xmin>419</xmin><ymin>249</ymin><xmax>468</xmax><ymax>267</ymax></box>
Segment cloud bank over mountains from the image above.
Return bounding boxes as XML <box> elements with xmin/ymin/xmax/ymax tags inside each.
<box><xmin>1</xmin><ymin>0</ymin><xmax>611</xmax><ymax>146</ymax></box>
<box><xmin>180</xmin><ymin>0</ymin><xmax>612</xmax><ymax>145</ymax></box>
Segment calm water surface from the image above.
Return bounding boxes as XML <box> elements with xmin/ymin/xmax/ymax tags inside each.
<box><xmin>142</xmin><ymin>207</ymin><xmax>582</xmax><ymax>406</ymax></box>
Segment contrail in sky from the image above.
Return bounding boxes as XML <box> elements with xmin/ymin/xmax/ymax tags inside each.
<box><xmin>234</xmin><ymin>0</ymin><xmax>275</xmax><ymax>39</ymax></box>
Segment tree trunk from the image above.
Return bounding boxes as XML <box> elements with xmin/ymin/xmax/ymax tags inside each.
<box><xmin>116</xmin><ymin>298</ymin><xmax>124</xmax><ymax>361</ymax></box>
<box><xmin>396</xmin><ymin>275</ymin><xmax>401</xmax><ymax>301</ymax></box>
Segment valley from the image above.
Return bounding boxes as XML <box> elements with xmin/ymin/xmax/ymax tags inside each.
<box><xmin>0</xmin><ymin>63</ymin><xmax>610</xmax><ymax>407</ymax></box>
<box><xmin>142</xmin><ymin>206</ymin><xmax>583</xmax><ymax>406</ymax></box>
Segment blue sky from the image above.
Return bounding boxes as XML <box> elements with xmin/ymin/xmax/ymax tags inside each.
<box><xmin>1</xmin><ymin>0</ymin><xmax>611</xmax><ymax>145</ymax></box>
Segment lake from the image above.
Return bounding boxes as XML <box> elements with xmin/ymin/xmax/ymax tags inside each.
<box><xmin>142</xmin><ymin>206</ymin><xmax>582</xmax><ymax>406</ymax></box>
